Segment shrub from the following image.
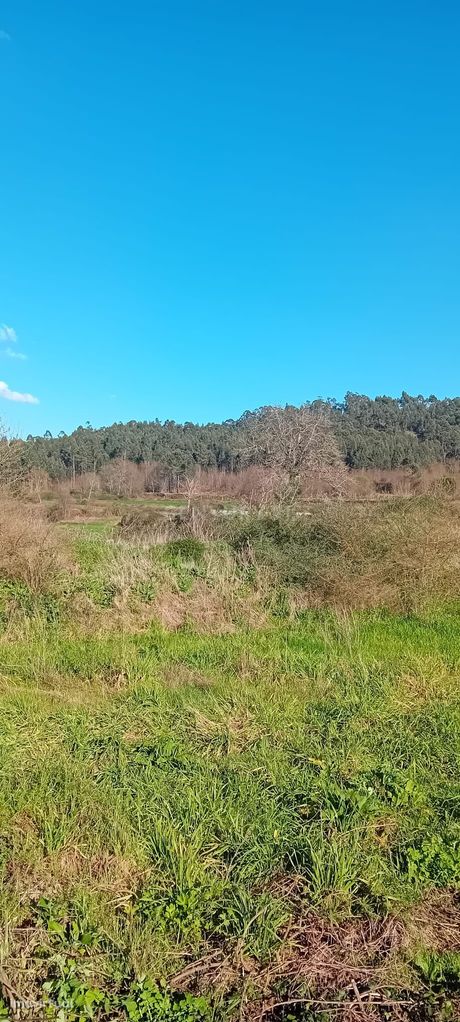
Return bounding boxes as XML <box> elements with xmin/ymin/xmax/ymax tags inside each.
<box><xmin>165</xmin><ymin>538</ymin><xmax>205</xmax><ymax>563</ymax></box>
<box><xmin>224</xmin><ymin>499</ymin><xmax>460</xmax><ymax>609</ymax></box>
<box><xmin>0</xmin><ymin>499</ymin><xmax>67</xmax><ymax>592</ymax></box>
<box><xmin>226</xmin><ymin>511</ymin><xmax>340</xmax><ymax>586</ymax></box>
<box><xmin>118</xmin><ymin>507</ymin><xmax>168</xmax><ymax>540</ymax></box>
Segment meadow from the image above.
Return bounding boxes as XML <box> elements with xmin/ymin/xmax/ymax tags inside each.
<box><xmin>1</xmin><ymin>498</ymin><xmax>460</xmax><ymax>1020</ymax></box>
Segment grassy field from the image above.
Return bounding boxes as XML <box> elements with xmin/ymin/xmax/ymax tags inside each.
<box><xmin>1</xmin><ymin>502</ymin><xmax>460</xmax><ymax>1020</ymax></box>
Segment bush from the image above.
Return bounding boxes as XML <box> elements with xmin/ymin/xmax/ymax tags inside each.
<box><xmin>0</xmin><ymin>500</ymin><xmax>67</xmax><ymax>592</ymax></box>
<box><xmin>166</xmin><ymin>537</ymin><xmax>205</xmax><ymax>562</ymax></box>
<box><xmin>226</xmin><ymin>512</ymin><xmax>339</xmax><ymax>586</ymax></box>
<box><xmin>225</xmin><ymin>499</ymin><xmax>460</xmax><ymax>609</ymax></box>
<box><xmin>118</xmin><ymin>507</ymin><xmax>167</xmax><ymax>539</ymax></box>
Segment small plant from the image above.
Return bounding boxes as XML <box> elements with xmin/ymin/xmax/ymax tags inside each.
<box><xmin>123</xmin><ymin>979</ymin><xmax>211</xmax><ymax>1022</ymax></box>
<box><xmin>413</xmin><ymin>951</ymin><xmax>460</xmax><ymax>992</ymax></box>
<box><xmin>133</xmin><ymin>579</ymin><xmax>157</xmax><ymax>603</ymax></box>
<box><xmin>37</xmin><ymin>897</ymin><xmax>100</xmax><ymax>951</ymax></box>
<box><xmin>81</xmin><ymin>576</ymin><xmax>117</xmax><ymax>607</ymax></box>
<box><xmin>402</xmin><ymin>834</ymin><xmax>460</xmax><ymax>887</ymax></box>
<box><xmin>43</xmin><ymin>965</ymin><xmax>106</xmax><ymax>1021</ymax></box>
<box><xmin>136</xmin><ymin>886</ymin><xmax>212</xmax><ymax>945</ymax></box>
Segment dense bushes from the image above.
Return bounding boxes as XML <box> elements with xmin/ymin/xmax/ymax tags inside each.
<box><xmin>227</xmin><ymin>512</ymin><xmax>334</xmax><ymax>585</ymax></box>
<box><xmin>225</xmin><ymin>500</ymin><xmax>460</xmax><ymax>610</ymax></box>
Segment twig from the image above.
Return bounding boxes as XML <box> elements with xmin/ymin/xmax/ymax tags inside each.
<box><xmin>351</xmin><ymin>979</ymin><xmax>365</xmax><ymax>1015</ymax></box>
<box><xmin>170</xmin><ymin>950</ymin><xmax>225</xmax><ymax>987</ymax></box>
<box><xmin>290</xmin><ymin>958</ymin><xmax>378</xmax><ymax>976</ymax></box>
<box><xmin>0</xmin><ymin>966</ymin><xmax>22</xmax><ymax>1012</ymax></box>
<box><xmin>258</xmin><ymin>995</ymin><xmax>417</xmax><ymax>1018</ymax></box>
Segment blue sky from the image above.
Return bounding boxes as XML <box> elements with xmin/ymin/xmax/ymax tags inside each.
<box><xmin>0</xmin><ymin>1</ymin><xmax>459</xmax><ymax>436</ymax></box>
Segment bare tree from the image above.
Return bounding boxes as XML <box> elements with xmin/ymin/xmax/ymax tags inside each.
<box><xmin>26</xmin><ymin>466</ymin><xmax>52</xmax><ymax>502</ymax></box>
<box><xmin>99</xmin><ymin>458</ymin><xmax>145</xmax><ymax>498</ymax></box>
<box><xmin>78</xmin><ymin>469</ymin><xmax>101</xmax><ymax>502</ymax></box>
<box><xmin>0</xmin><ymin>420</ymin><xmax>27</xmax><ymax>494</ymax></box>
<box><xmin>241</xmin><ymin>404</ymin><xmax>346</xmax><ymax>502</ymax></box>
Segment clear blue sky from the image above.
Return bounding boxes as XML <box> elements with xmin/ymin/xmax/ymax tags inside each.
<box><xmin>1</xmin><ymin>1</ymin><xmax>459</xmax><ymax>436</ymax></box>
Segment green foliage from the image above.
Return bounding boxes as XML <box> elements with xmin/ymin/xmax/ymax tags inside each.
<box><xmin>134</xmin><ymin>579</ymin><xmax>157</xmax><ymax>603</ymax></box>
<box><xmin>20</xmin><ymin>393</ymin><xmax>460</xmax><ymax>478</ymax></box>
<box><xmin>123</xmin><ymin>980</ymin><xmax>211</xmax><ymax>1022</ymax></box>
<box><xmin>165</xmin><ymin>538</ymin><xmax>205</xmax><ymax>563</ymax></box>
<box><xmin>81</xmin><ymin>576</ymin><xmax>117</xmax><ymax>607</ymax></box>
<box><xmin>413</xmin><ymin>951</ymin><xmax>460</xmax><ymax>992</ymax></box>
<box><xmin>227</xmin><ymin>513</ymin><xmax>328</xmax><ymax>585</ymax></box>
<box><xmin>0</xmin><ymin>578</ymin><xmax>61</xmax><ymax>621</ymax></box>
<box><xmin>136</xmin><ymin>885</ymin><xmax>218</xmax><ymax>946</ymax></box>
<box><xmin>403</xmin><ymin>834</ymin><xmax>460</xmax><ymax>887</ymax></box>
<box><xmin>43</xmin><ymin>966</ymin><xmax>106</xmax><ymax>1021</ymax></box>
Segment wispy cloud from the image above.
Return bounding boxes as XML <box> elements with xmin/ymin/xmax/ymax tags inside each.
<box><xmin>0</xmin><ymin>381</ymin><xmax>39</xmax><ymax>405</ymax></box>
<box><xmin>0</xmin><ymin>325</ymin><xmax>17</xmax><ymax>343</ymax></box>
<box><xmin>0</xmin><ymin>30</ymin><xmax>10</xmax><ymax>42</ymax></box>
<box><xmin>4</xmin><ymin>348</ymin><xmax>27</xmax><ymax>360</ymax></box>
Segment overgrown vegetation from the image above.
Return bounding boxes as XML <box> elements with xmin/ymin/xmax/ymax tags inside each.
<box><xmin>1</xmin><ymin>496</ymin><xmax>460</xmax><ymax>1018</ymax></box>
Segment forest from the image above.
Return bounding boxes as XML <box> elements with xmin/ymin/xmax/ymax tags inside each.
<box><xmin>20</xmin><ymin>393</ymin><xmax>460</xmax><ymax>482</ymax></box>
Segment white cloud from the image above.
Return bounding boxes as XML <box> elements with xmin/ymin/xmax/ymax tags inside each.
<box><xmin>0</xmin><ymin>30</ymin><xmax>10</xmax><ymax>41</ymax></box>
<box><xmin>0</xmin><ymin>325</ymin><xmax>17</xmax><ymax>343</ymax></box>
<box><xmin>4</xmin><ymin>348</ymin><xmax>27</xmax><ymax>360</ymax></box>
<box><xmin>0</xmin><ymin>381</ymin><xmax>39</xmax><ymax>404</ymax></box>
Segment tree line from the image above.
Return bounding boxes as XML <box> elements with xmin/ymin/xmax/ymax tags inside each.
<box><xmin>18</xmin><ymin>393</ymin><xmax>460</xmax><ymax>482</ymax></box>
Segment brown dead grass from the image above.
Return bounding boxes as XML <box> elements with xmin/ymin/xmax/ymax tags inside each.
<box><xmin>0</xmin><ymin>499</ymin><xmax>69</xmax><ymax>591</ymax></box>
<box><xmin>404</xmin><ymin>891</ymin><xmax>460</xmax><ymax>953</ymax></box>
<box><xmin>6</xmin><ymin>842</ymin><xmax>146</xmax><ymax>908</ymax></box>
<box><xmin>297</xmin><ymin>499</ymin><xmax>460</xmax><ymax>612</ymax></box>
<box><xmin>161</xmin><ymin>665</ymin><xmax>216</xmax><ymax>690</ymax></box>
<box><xmin>169</xmin><ymin>893</ymin><xmax>460</xmax><ymax>1020</ymax></box>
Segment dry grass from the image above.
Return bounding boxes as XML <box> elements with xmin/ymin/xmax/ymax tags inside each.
<box><xmin>0</xmin><ymin>499</ymin><xmax>69</xmax><ymax>591</ymax></box>
<box><xmin>315</xmin><ymin>499</ymin><xmax>460</xmax><ymax>611</ymax></box>
<box><xmin>229</xmin><ymin>498</ymin><xmax>460</xmax><ymax>613</ymax></box>
<box><xmin>170</xmin><ymin>897</ymin><xmax>460</xmax><ymax>1020</ymax></box>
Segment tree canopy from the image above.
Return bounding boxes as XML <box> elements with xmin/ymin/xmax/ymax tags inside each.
<box><xmin>19</xmin><ymin>393</ymin><xmax>460</xmax><ymax>481</ymax></box>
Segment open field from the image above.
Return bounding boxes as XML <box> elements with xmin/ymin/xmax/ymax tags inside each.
<box><xmin>1</xmin><ymin>499</ymin><xmax>460</xmax><ymax>1019</ymax></box>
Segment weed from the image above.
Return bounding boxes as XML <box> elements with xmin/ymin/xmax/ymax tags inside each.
<box><xmin>166</xmin><ymin>539</ymin><xmax>205</xmax><ymax>563</ymax></box>
<box><xmin>402</xmin><ymin>834</ymin><xmax>460</xmax><ymax>888</ymax></box>
<box><xmin>123</xmin><ymin>980</ymin><xmax>211</xmax><ymax>1022</ymax></box>
<box><xmin>413</xmin><ymin>950</ymin><xmax>460</xmax><ymax>992</ymax></box>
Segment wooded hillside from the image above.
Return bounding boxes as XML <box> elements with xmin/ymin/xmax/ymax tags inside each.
<box><xmin>20</xmin><ymin>393</ymin><xmax>460</xmax><ymax>480</ymax></box>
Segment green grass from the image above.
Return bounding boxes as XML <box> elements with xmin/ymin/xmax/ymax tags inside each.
<box><xmin>1</xmin><ymin>608</ymin><xmax>460</xmax><ymax>1017</ymax></box>
<box><xmin>60</xmin><ymin>520</ymin><xmax>117</xmax><ymax>536</ymax></box>
<box><xmin>2</xmin><ymin>501</ymin><xmax>460</xmax><ymax>1018</ymax></box>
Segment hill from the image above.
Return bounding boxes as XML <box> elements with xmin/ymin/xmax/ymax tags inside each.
<box><xmin>21</xmin><ymin>393</ymin><xmax>460</xmax><ymax>480</ymax></box>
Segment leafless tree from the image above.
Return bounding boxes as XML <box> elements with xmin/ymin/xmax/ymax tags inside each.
<box><xmin>99</xmin><ymin>458</ymin><xmax>145</xmax><ymax>498</ymax></box>
<box><xmin>78</xmin><ymin>470</ymin><xmax>101</xmax><ymax>502</ymax></box>
<box><xmin>25</xmin><ymin>466</ymin><xmax>52</xmax><ymax>502</ymax></box>
<box><xmin>241</xmin><ymin>404</ymin><xmax>347</xmax><ymax>502</ymax></box>
<box><xmin>0</xmin><ymin>420</ymin><xmax>28</xmax><ymax>494</ymax></box>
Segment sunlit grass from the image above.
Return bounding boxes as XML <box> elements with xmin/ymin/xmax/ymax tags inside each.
<box><xmin>0</xmin><ymin>608</ymin><xmax>460</xmax><ymax>1015</ymax></box>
